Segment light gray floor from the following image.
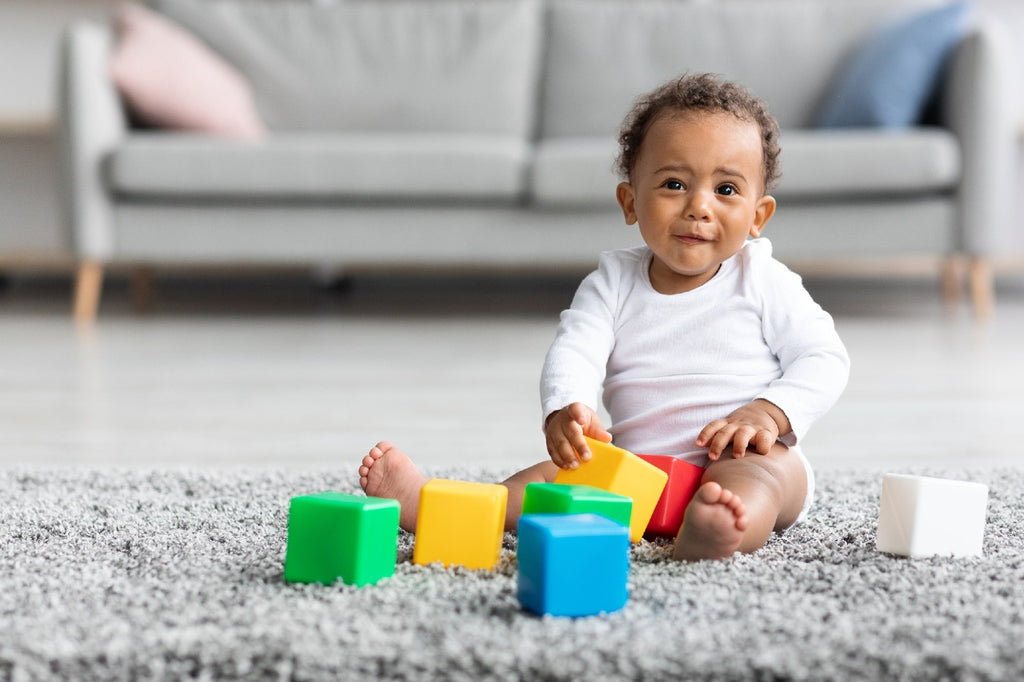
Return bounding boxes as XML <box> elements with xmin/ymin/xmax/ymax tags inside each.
<box><xmin>0</xmin><ymin>271</ymin><xmax>1022</xmax><ymax>474</ymax></box>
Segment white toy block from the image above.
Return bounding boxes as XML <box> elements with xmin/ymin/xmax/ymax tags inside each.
<box><xmin>876</xmin><ymin>473</ymin><xmax>988</xmax><ymax>558</ymax></box>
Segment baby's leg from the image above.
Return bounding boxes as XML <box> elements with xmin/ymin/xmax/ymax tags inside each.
<box><xmin>500</xmin><ymin>461</ymin><xmax>559</xmax><ymax>531</ymax></box>
<box><xmin>673</xmin><ymin>443</ymin><xmax>807</xmax><ymax>561</ymax></box>
<box><xmin>360</xmin><ymin>441</ymin><xmax>557</xmax><ymax>532</ymax></box>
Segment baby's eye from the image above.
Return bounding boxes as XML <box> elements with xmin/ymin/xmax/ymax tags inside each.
<box><xmin>717</xmin><ymin>183</ymin><xmax>738</xmax><ymax>196</ymax></box>
<box><xmin>663</xmin><ymin>180</ymin><xmax>685</xmax><ymax>191</ymax></box>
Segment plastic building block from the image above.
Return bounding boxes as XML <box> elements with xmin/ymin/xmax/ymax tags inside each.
<box><xmin>636</xmin><ymin>455</ymin><xmax>705</xmax><ymax>537</ymax></box>
<box><xmin>413</xmin><ymin>478</ymin><xmax>508</xmax><ymax>570</ymax></box>
<box><xmin>554</xmin><ymin>437</ymin><xmax>668</xmax><ymax>542</ymax></box>
<box><xmin>876</xmin><ymin>473</ymin><xmax>988</xmax><ymax>558</ymax></box>
<box><xmin>517</xmin><ymin>513</ymin><xmax>629</xmax><ymax>617</ymax></box>
<box><xmin>284</xmin><ymin>492</ymin><xmax>400</xmax><ymax>586</ymax></box>
<box><xmin>521</xmin><ymin>482</ymin><xmax>632</xmax><ymax>529</ymax></box>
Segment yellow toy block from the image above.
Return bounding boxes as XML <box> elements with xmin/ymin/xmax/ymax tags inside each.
<box><xmin>413</xmin><ymin>478</ymin><xmax>508</xmax><ymax>570</ymax></box>
<box><xmin>554</xmin><ymin>437</ymin><xmax>668</xmax><ymax>542</ymax></box>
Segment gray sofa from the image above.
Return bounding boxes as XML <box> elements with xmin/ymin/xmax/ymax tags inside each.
<box><xmin>60</xmin><ymin>0</ymin><xmax>1015</xmax><ymax>322</ymax></box>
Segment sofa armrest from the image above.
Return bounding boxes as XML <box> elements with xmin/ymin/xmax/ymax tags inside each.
<box><xmin>57</xmin><ymin>20</ymin><xmax>126</xmax><ymax>262</ymax></box>
<box><xmin>941</xmin><ymin>20</ymin><xmax>1017</xmax><ymax>257</ymax></box>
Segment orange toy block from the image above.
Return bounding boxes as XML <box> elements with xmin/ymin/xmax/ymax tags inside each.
<box><xmin>554</xmin><ymin>438</ymin><xmax>668</xmax><ymax>542</ymax></box>
<box><xmin>413</xmin><ymin>478</ymin><xmax>508</xmax><ymax>570</ymax></box>
<box><xmin>637</xmin><ymin>455</ymin><xmax>704</xmax><ymax>537</ymax></box>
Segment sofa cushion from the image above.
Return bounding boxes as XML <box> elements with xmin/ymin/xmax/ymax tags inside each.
<box><xmin>530</xmin><ymin>129</ymin><xmax>959</xmax><ymax>206</ymax></box>
<box><xmin>109</xmin><ymin>3</ymin><xmax>264</xmax><ymax>139</ymax></box>
<box><xmin>817</xmin><ymin>2</ymin><xmax>972</xmax><ymax>128</ymax></box>
<box><xmin>531</xmin><ymin>139</ymin><xmax>621</xmax><ymax>208</ymax></box>
<box><xmin>107</xmin><ymin>133</ymin><xmax>529</xmax><ymax>201</ymax></box>
<box><xmin>776</xmin><ymin>129</ymin><xmax>960</xmax><ymax>199</ymax></box>
<box><xmin>152</xmin><ymin>0</ymin><xmax>542</xmax><ymax>138</ymax></box>
<box><xmin>540</xmin><ymin>0</ymin><xmax>947</xmax><ymax>138</ymax></box>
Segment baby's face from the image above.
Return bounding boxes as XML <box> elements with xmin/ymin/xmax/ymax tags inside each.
<box><xmin>616</xmin><ymin>111</ymin><xmax>776</xmax><ymax>295</ymax></box>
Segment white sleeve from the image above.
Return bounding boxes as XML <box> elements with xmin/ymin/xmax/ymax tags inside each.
<box><xmin>539</xmin><ymin>254</ymin><xmax>619</xmax><ymax>427</ymax></box>
<box><xmin>755</xmin><ymin>256</ymin><xmax>851</xmax><ymax>446</ymax></box>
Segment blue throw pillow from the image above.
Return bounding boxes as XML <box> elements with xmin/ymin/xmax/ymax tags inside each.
<box><xmin>817</xmin><ymin>1</ymin><xmax>972</xmax><ymax>128</ymax></box>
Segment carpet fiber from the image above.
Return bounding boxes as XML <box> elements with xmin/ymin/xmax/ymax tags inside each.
<box><xmin>2</xmin><ymin>466</ymin><xmax>1023</xmax><ymax>681</ymax></box>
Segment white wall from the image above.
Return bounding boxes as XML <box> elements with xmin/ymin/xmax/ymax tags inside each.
<box><xmin>0</xmin><ymin>0</ymin><xmax>112</xmax><ymax>263</ymax></box>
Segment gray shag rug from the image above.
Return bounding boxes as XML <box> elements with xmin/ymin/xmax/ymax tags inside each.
<box><xmin>2</xmin><ymin>466</ymin><xmax>1023</xmax><ymax>681</ymax></box>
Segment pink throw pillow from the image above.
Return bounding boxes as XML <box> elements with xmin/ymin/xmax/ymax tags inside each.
<box><xmin>110</xmin><ymin>2</ymin><xmax>265</xmax><ymax>139</ymax></box>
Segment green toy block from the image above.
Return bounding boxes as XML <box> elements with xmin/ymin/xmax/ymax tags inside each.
<box><xmin>521</xmin><ymin>482</ymin><xmax>632</xmax><ymax>529</ymax></box>
<box><xmin>284</xmin><ymin>492</ymin><xmax>400</xmax><ymax>586</ymax></box>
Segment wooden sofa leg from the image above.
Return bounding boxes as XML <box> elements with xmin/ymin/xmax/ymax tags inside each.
<box><xmin>968</xmin><ymin>257</ymin><xmax>994</xmax><ymax>321</ymax></box>
<box><xmin>941</xmin><ymin>256</ymin><xmax>963</xmax><ymax>305</ymax></box>
<box><xmin>73</xmin><ymin>261</ymin><xmax>104</xmax><ymax>324</ymax></box>
<box><xmin>131</xmin><ymin>266</ymin><xmax>155</xmax><ymax>313</ymax></box>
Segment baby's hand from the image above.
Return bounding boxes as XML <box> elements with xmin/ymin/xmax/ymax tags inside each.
<box><xmin>697</xmin><ymin>400</ymin><xmax>789</xmax><ymax>460</ymax></box>
<box><xmin>544</xmin><ymin>403</ymin><xmax>612</xmax><ymax>470</ymax></box>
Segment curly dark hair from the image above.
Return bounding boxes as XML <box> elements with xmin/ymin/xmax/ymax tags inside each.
<box><xmin>615</xmin><ymin>73</ymin><xmax>781</xmax><ymax>192</ymax></box>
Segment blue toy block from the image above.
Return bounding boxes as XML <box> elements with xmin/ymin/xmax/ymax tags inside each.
<box><xmin>517</xmin><ymin>513</ymin><xmax>629</xmax><ymax>617</ymax></box>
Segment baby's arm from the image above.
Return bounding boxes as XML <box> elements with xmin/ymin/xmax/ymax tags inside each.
<box><xmin>544</xmin><ymin>403</ymin><xmax>612</xmax><ymax>469</ymax></box>
<box><xmin>540</xmin><ymin>254</ymin><xmax>620</xmax><ymax>469</ymax></box>
<box><xmin>697</xmin><ymin>399</ymin><xmax>792</xmax><ymax>460</ymax></box>
<box><xmin>746</xmin><ymin>247</ymin><xmax>850</xmax><ymax>448</ymax></box>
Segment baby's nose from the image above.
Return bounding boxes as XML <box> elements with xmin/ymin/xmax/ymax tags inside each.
<box><xmin>684</xmin><ymin>191</ymin><xmax>711</xmax><ymax>220</ymax></box>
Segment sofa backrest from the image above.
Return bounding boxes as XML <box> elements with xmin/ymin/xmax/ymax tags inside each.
<box><xmin>150</xmin><ymin>0</ymin><xmax>952</xmax><ymax>140</ymax></box>
<box><xmin>153</xmin><ymin>0</ymin><xmax>543</xmax><ymax>138</ymax></box>
<box><xmin>540</xmin><ymin>0</ymin><xmax>947</xmax><ymax>138</ymax></box>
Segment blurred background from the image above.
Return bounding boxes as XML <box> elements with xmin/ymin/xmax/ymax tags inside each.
<box><xmin>1</xmin><ymin>0</ymin><xmax>1023</xmax><ymax>473</ymax></box>
<box><xmin>3</xmin><ymin>0</ymin><xmax>1024</xmax><ymax>282</ymax></box>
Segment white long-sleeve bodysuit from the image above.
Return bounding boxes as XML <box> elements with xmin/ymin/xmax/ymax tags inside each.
<box><xmin>540</xmin><ymin>239</ymin><xmax>850</xmax><ymax>466</ymax></box>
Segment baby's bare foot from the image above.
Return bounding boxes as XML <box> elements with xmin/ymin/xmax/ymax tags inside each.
<box><xmin>672</xmin><ymin>481</ymin><xmax>749</xmax><ymax>561</ymax></box>
<box><xmin>359</xmin><ymin>441</ymin><xmax>428</xmax><ymax>532</ymax></box>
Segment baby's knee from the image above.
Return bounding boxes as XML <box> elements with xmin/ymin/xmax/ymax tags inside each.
<box><xmin>704</xmin><ymin>450</ymin><xmax>790</xmax><ymax>501</ymax></box>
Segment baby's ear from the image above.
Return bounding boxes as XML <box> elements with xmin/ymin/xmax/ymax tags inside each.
<box><xmin>616</xmin><ymin>182</ymin><xmax>638</xmax><ymax>225</ymax></box>
<box><xmin>749</xmin><ymin>194</ymin><xmax>776</xmax><ymax>238</ymax></box>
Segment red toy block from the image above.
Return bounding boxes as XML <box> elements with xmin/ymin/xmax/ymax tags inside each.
<box><xmin>636</xmin><ymin>455</ymin><xmax>704</xmax><ymax>537</ymax></box>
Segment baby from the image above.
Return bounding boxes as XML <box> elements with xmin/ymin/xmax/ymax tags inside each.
<box><xmin>360</xmin><ymin>73</ymin><xmax>849</xmax><ymax>560</ymax></box>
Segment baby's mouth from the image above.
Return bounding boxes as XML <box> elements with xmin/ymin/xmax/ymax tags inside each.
<box><xmin>675</xmin><ymin>234</ymin><xmax>710</xmax><ymax>245</ymax></box>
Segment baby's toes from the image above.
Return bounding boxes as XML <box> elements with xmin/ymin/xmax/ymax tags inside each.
<box><xmin>696</xmin><ymin>481</ymin><xmax>723</xmax><ymax>503</ymax></box>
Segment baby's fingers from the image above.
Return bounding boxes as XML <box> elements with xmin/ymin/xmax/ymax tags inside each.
<box><xmin>587</xmin><ymin>424</ymin><xmax>613</xmax><ymax>444</ymax></box>
<box><xmin>706</xmin><ymin>425</ymin><xmax>742</xmax><ymax>460</ymax></box>
<box><xmin>546</xmin><ymin>427</ymin><xmax>579</xmax><ymax>468</ymax></box>
<box><xmin>729</xmin><ymin>425</ymin><xmax>761</xmax><ymax>458</ymax></box>
<box><xmin>564</xmin><ymin>405</ymin><xmax>605</xmax><ymax>452</ymax></box>
<box><xmin>696</xmin><ymin>420</ymin><xmax>728</xmax><ymax>449</ymax></box>
<box><xmin>546</xmin><ymin>423</ymin><xmax>587</xmax><ymax>470</ymax></box>
<box><xmin>751</xmin><ymin>429</ymin><xmax>775</xmax><ymax>455</ymax></box>
<box><xmin>566</xmin><ymin>427</ymin><xmax>593</xmax><ymax>466</ymax></box>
